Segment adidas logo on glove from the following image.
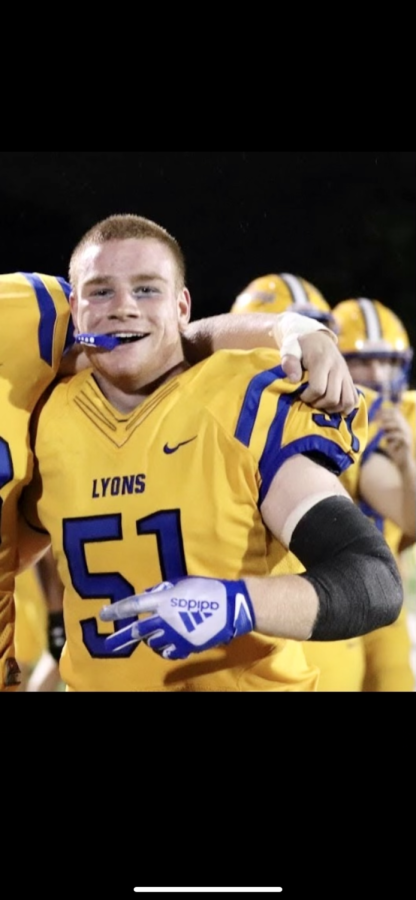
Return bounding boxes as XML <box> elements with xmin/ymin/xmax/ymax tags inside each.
<box><xmin>170</xmin><ymin>598</ymin><xmax>220</xmax><ymax>611</ymax></box>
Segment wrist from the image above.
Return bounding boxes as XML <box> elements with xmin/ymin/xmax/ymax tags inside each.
<box><xmin>229</xmin><ymin>579</ymin><xmax>256</xmax><ymax>636</ymax></box>
<box><xmin>273</xmin><ymin>312</ymin><xmax>338</xmax><ymax>360</ymax></box>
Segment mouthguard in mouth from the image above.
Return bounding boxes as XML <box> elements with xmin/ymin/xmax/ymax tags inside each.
<box><xmin>75</xmin><ymin>333</ymin><xmax>147</xmax><ymax>350</ymax></box>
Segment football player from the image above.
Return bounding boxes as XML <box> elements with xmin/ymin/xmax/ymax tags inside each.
<box><xmin>14</xmin><ymin>551</ymin><xmax>64</xmax><ymax>692</ymax></box>
<box><xmin>333</xmin><ymin>297</ymin><xmax>415</xmax><ymax>691</ymax></box>
<box><xmin>230</xmin><ymin>271</ymin><xmax>337</xmax><ymax>328</ymax></box>
<box><xmin>0</xmin><ymin>269</ymin><xmax>363</xmax><ymax>691</ymax></box>
<box><xmin>223</xmin><ymin>274</ymin><xmax>415</xmax><ymax>691</ymax></box>
<box><xmin>19</xmin><ymin>216</ymin><xmax>401</xmax><ymax>691</ymax></box>
<box><xmin>0</xmin><ymin>273</ymin><xmax>72</xmax><ymax>689</ymax></box>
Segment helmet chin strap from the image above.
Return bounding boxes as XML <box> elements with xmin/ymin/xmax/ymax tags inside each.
<box><xmin>74</xmin><ymin>333</ymin><xmax>122</xmax><ymax>350</ymax></box>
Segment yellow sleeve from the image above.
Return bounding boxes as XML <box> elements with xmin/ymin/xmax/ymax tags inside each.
<box><xmin>232</xmin><ymin>355</ymin><xmax>368</xmax><ymax>504</ymax></box>
<box><xmin>197</xmin><ymin>348</ymin><xmax>367</xmax><ymax>504</ymax></box>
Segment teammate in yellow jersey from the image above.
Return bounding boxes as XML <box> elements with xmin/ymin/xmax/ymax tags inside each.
<box><xmin>227</xmin><ymin>274</ymin><xmax>415</xmax><ymax>691</ymax></box>
<box><xmin>14</xmin><ymin>549</ymin><xmax>65</xmax><ymax>692</ymax></box>
<box><xmin>333</xmin><ymin>297</ymin><xmax>415</xmax><ymax>692</ymax></box>
<box><xmin>14</xmin><ymin>566</ymin><xmax>48</xmax><ymax>687</ymax></box>
<box><xmin>0</xmin><ymin>266</ymin><xmax>366</xmax><ymax>692</ymax></box>
<box><xmin>0</xmin><ymin>272</ymin><xmax>73</xmax><ymax>689</ymax></box>
<box><xmin>19</xmin><ymin>215</ymin><xmax>401</xmax><ymax>691</ymax></box>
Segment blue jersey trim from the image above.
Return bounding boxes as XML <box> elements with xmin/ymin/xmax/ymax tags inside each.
<box><xmin>56</xmin><ymin>276</ymin><xmax>71</xmax><ymax>299</ymax></box>
<box><xmin>259</xmin><ymin>434</ymin><xmax>354</xmax><ymax>505</ymax></box>
<box><xmin>235</xmin><ymin>366</ymin><xmax>308</xmax><ymax>447</ymax></box>
<box><xmin>361</xmin><ymin>430</ymin><xmax>384</xmax><ymax>466</ymax></box>
<box><xmin>20</xmin><ymin>272</ymin><xmax>57</xmax><ymax>367</ymax></box>
<box><xmin>234</xmin><ymin>365</ymin><xmax>286</xmax><ymax>446</ymax></box>
<box><xmin>367</xmin><ymin>393</ymin><xmax>383</xmax><ymax>423</ymax></box>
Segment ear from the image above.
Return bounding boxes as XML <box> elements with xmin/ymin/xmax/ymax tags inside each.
<box><xmin>68</xmin><ymin>291</ymin><xmax>79</xmax><ymax>332</ymax></box>
<box><xmin>178</xmin><ymin>287</ymin><xmax>192</xmax><ymax>329</ymax></box>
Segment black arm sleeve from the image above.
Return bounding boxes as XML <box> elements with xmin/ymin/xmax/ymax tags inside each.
<box><xmin>289</xmin><ymin>496</ymin><xmax>403</xmax><ymax>641</ymax></box>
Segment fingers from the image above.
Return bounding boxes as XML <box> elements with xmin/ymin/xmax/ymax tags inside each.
<box><xmin>280</xmin><ymin>353</ymin><xmax>303</xmax><ymax>383</ymax></box>
<box><xmin>100</xmin><ymin>594</ymin><xmax>158</xmax><ymax>621</ymax></box>
<box><xmin>279</xmin><ymin>335</ymin><xmax>302</xmax><ymax>362</ymax></box>
<box><xmin>104</xmin><ymin>617</ymin><xmax>162</xmax><ymax>653</ymax></box>
<box><xmin>301</xmin><ymin>370</ymin><xmax>358</xmax><ymax>414</ymax></box>
<box><xmin>104</xmin><ymin>620</ymin><xmax>143</xmax><ymax>653</ymax></box>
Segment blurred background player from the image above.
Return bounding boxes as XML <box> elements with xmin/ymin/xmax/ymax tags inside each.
<box><xmin>231</xmin><ymin>272</ymin><xmax>337</xmax><ymax>328</ymax></box>
<box><xmin>333</xmin><ymin>297</ymin><xmax>415</xmax><ymax>691</ymax></box>
<box><xmin>0</xmin><ymin>272</ymin><xmax>73</xmax><ymax>690</ymax></box>
<box><xmin>230</xmin><ymin>274</ymin><xmax>415</xmax><ymax>691</ymax></box>
<box><xmin>14</xmin><ymin>549</ymin><xmax>65</xmax><ymax>692</ymax></box>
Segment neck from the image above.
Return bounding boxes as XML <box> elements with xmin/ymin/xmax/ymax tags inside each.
<box><xmin>92</xmin><ymin>360</ymin><xmax>190</xmax><ymax>413</ymax></box>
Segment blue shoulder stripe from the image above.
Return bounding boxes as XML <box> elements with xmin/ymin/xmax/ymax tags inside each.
<box><xmin>55</xmin><ymin>276</ymin><xmax>74</xmax><ymax>351</ymax></box>
<box><xmin>361</xmin><ymin>429</ymin><xmax>384</xmax><ymax>466</ymax></box>
<box><xmin>367</xmin><ymin>393</ymin><xmax>383</xmax><ymax>422</ymax></box>
<box><xmin>20</xmin><ymin>272</ymin><xmax>57</xmax><ymax>366</ymax></box>
<box><xmin>234</xmin><ymin>364</ymin><xmax>286</xmax><ymax>446</ymax></box>
<box><xmin>258</xmin><ymin>393</ymin><xmax>356</xmax><ymax>505</ymax></box>
<box><xmin>56</xmin><ymin>276</ymin><xmax>71</xmax><ymax>299</ymax></box>
<box><xmin>259</xmin><ymin>435</ymin><xmax>355</xmax><ymax>505</ymax></box>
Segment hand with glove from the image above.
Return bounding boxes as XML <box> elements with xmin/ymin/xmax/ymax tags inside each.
<box><xmin>99</xmin><ymin>576</ymin><xmax>255</xmax><ymax>660</ymax></box>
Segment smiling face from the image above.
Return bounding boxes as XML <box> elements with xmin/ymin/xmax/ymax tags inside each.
<box><xmin>69</xmin><ymin>237</ymin><xmax>191</xmax><ymax>406</ymax></box>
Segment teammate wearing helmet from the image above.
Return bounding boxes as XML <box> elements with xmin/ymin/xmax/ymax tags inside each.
<box><xmin>231</xmin><ymin>272</ymin><xmax>337</xmax><ymax>328</ymax></box>
<box><xmin>332</xmin><ymin>297</ymin><xmax>415</xmax><ymax>691</ymax></box>
<box><xmin>230</xmin><ymin>276</ymin><xmax>415</xmax><ymax>691</ymax></box>
<box><xmin>334</xmin><ymin>297</ymin><xmax>413</xmax><ymax>402</ymax></box>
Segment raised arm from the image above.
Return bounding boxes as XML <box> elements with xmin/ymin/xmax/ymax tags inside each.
<box><xmin>58</xmin><ymin>311</ymin><xmax>358</xmax><ymax>414</ymax></box>
<box><xmin>182</xmin><ymin>312</ymin><xmax>359</xmax><ymax>414</ymax></box>
<box><xmin>359</xmin><ymin>451</ymin><xmax>416</xmax><ymax>540</ymax></box>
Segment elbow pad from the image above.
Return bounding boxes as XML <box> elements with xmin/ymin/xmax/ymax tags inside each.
<box><xmin>289</xmin><ymin>496</ymin><xmax>403</xmax><ymax>641</ymax></box>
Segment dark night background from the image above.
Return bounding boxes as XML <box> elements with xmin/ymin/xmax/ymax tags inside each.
<box><xmin>1</xmin><ymin>151</ymin><xmax>414</xmax><ymax>384</ymax></box>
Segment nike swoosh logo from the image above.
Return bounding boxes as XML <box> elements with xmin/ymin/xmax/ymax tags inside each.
<box><xmin>163</xmin><ymin>437</ymin><xmax>197</xmax><ymax>454</ymax></box>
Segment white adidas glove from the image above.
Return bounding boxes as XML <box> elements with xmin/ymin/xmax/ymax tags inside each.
<box><xmin>99</xmin><ymin>576</ymin><xmax>255</xmax><ymax>660</ymax></box>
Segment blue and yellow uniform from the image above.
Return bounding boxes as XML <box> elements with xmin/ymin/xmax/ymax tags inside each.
<box><xmin>14</xmin><ymin>566</ymin><xmax>47</xmax><ymax>665</ymax></box>
<box><xmin>304</xmin><ymin>386</ymin><xmax>415</xmax><ymax>691</ymax></box>
<box><xmin>22</xmin><ymin>348</ymin><xmax>366</xmax><ymax>692</ymax></box>
<box><xmin>357</xmin><ymin>388</ymin><xmax>414</xmax><ymax>692</ymax></box>
<box><xmin>0</xmin><ymin>273</ymin><xmax>71</xmax><ymax>687</ymax></box>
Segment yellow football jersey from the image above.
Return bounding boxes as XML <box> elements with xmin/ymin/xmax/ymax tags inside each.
<box><xmin>359</xmin><ymin>388</ymin><xmax>415</xmax><ymax>690</ymax></box>
<box><xmin>341</xmin><ymin>387</ymin><xmax>415</xmax><ymax>556</ymax></box>
<box><xmin>22</xmin><ymin>348</ymin><xmax>367</xmax><ymax>692</ymax></box>
<box><xmin>301</xmin><ymin>638</ymin><xmax>367</xmax><ymax>692</ymax></box>
<box><xmin>361</xmin><ymin>607</ymin><xmax>414</xmax><ymax>692</ymax></box>
<box><xmin>14</xmin><ymin>566</ymin><xmax>47</xmax><ymax>665</ymax></box>
<box><xmin>0</xmin><ymin>272</ymin><xmax>71</xmax><ymax>686</ymax></box>
<box><xmin>271</xmin><ymin>519</ymin><xmax>368</xmax><ymax>691</ymax></box>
